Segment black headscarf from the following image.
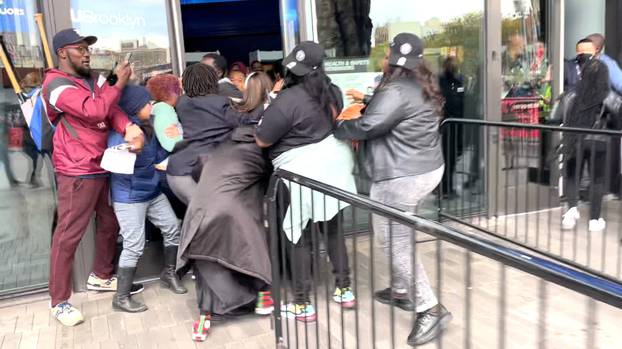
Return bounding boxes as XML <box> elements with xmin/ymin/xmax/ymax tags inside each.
<box><xmin>563</xmin><ymin>59</ymin><xmax>610</xmax><ymax>155</ymax></box>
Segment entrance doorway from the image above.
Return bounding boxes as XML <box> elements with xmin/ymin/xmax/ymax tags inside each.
<box><xmin>181</xmin><ymin>0</ymin><xmax>283</xmax><ymax>71</ymax></box>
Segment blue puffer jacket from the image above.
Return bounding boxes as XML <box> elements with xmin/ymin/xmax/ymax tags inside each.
<box><xmin>108</xmin><ymin>115</ymin><xmax>169</xmax><ymax>204</ymax></box>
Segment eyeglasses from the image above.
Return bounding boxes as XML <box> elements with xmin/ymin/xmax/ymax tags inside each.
<box><xmin>63</xmin><ymin>45</ymin><xmax>92</xmax><ymax>55</ymax></box>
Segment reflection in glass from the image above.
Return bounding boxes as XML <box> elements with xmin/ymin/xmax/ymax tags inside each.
<box><xmin>70</xmin><ymin>0</ymin><xmax>173</xmax><ymax>84</ymax></box>
<box><xmin>0</xmin><ymin>0</ymin><xmax>55</xmax><ymax>295</ymax></box>
<box><xmin>315</xmin><ymin>0</ymin><xmax>486</xmax><ymax>214</ymax></box>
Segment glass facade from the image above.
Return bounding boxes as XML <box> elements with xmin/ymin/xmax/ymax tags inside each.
<box><xmin>69</xmin><ymin>0</ymin><xmax>174</xmax><ymax>84</ymax></box>
<box><xmin>0</xmin><ymin>0</ymin><xmax>55</xmax><ymax>296</ymax></box>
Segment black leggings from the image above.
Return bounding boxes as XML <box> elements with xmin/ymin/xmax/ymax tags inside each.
<box><xmin>565</xmin><ymin>148</ymin><xmax>607</xmax><ymax>220</ymax></box>
<box><xmin>287</xmin><ymin>213</ymin><xmax>351</xmax><ymax>304</ymax></box>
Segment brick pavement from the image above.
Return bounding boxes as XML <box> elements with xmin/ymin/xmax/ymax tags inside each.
<box><xmin>0</xmin><ymin>279</ymin><xmax>275</xmax><ymax>349</ymax></box>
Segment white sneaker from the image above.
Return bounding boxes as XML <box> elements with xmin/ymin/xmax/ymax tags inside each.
<box><xmin>87</xmin><ymin>273</ymin><xmax>117</xmax><ymax>291</ymax></box>
<box><xmin>51</xmin><ymin>302</ymin><xmax>84</xmax><ymax>327</ymax></box>
<box><xmin>562</xmin><ymin>207</ymin><xmax>580</xmax><ymax>230</ymax></box>
<box><xmin>589</xmin><ymin>218</ymin><xmax>606</xmax><ymax>232</ymax></box>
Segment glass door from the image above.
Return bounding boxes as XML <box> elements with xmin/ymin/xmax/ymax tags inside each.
<box><xmin>312</xmin><ymin>0</ymin><xmax>486</xmax><ymax>221</ymax></box>
<box><xmin>0</xmin><ymin>0</ymin><xmax>55</xmax><ymax>297</ymax></box>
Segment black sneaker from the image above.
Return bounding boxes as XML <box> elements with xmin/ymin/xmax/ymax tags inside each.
<box><xmin>407</xmin><ymin>304</ymin><xmax>452</xmax><ymax>346</ymax></box>
<box><xmin>373</xmin><ymin>288</ymin><xmax>415</xmax><ymax>311</ymax></box>
<box><xmin>130</xmin><ymin>283</ymin><xmax>144</xmax><ymax>295</ymax></box>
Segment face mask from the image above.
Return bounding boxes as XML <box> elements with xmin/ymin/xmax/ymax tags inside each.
<box><xmin>575</xmin><ymin>53</ymin><xmax>593</xmax><ymax>67</ymax></box>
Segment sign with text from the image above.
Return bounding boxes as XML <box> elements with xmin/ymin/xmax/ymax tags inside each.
<box><xmin>0</xmin><ymin>0</ymin><xmax>34</xmax><ymax>33</ymax></box>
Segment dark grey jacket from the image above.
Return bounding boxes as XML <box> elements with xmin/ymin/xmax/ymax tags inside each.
<box><xmin>334</xmin><ymin>78</ymin><xmax>444</xmax><ymax>182</ymax></box>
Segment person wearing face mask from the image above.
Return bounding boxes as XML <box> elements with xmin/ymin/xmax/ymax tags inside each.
<box><xmin>564</xmin><ymin>38</ymin><xmax>596</xmax><ymax>91</ymax></box>
<box><xmin>559</xmin><ymin>59</ymin><xmax>622</xmax><ymax>232</ymax></box>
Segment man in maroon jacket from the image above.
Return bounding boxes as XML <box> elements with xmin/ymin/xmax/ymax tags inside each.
<box><xmin>42</xmin><ymin>28</ymin><xmax>144</xmax><ymax>326</ymax></box>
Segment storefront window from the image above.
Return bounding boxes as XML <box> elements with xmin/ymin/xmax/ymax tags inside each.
<box><xmin>315</xmin><ymin>0</ymin><xmax>485</xmax><ymax>216</ymax></box>
<box><xmin>0</xmin><ymin>0</ymin><xmax>54</xmax><ymax>296</ymax></box>
<box><xmin>70</xmin><ymin>0</ymin><xmax>174</xmax><ymax>83</ymax></box>
<box><xmin>316</xmin><ymin>0</ymin><xmax>485</xmax><ymax>120</ymax></box>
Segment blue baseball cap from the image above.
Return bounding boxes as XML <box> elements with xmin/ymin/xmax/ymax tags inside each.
<box><xmin>53</xmin><ymin>28</ymin><xmax>97</xmax><ymax>53</ymax></box>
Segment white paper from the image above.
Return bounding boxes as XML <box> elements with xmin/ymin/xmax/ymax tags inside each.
<box><xmin>100</xmin><ymin>144</ymin><xmax>136</xmax><ymax>174</ymax></box>
<box><xmin>155</xmin><ymin>157</ymin><xmax>169</xmax><ymax>171</ymax></box>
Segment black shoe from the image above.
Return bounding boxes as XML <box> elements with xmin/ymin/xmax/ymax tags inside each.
<box><xmin>130</xmin><ymin>283</ymin><xmax>144</xmax><ymax>295</ymax></box>
<box><xmin>407</xmin><ymin>304</ymin><xmax>452</xmax><ymax>346</ymax></box>
<box><xmin>160</xmin><ymin>246</ymin><xmax>188</xmax><ymax>294</ymax></box>
<box><xmin>112</xmin><ymin>267</ymin><xmax>148</xmax><ymax>313</ymax></box>
<box><xmin>374</xmin><ymin>288</ymin><xmax>415</xmax><ymax>311</ymax></box>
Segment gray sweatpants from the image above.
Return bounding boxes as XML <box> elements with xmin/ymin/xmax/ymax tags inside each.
<box><xmin>370</xmin><ymin>166</ymin><xmax>444</xmax><ymax>313</ymax></box>
<box><xmin>166</xmin><ymin>174</ymin><xmax>197</xmax><ymax>205</ymax></box>
<box><xmin>114</xmin><ymin>194</ymin><xmax>181</xmax><ymax>268</ymax></box>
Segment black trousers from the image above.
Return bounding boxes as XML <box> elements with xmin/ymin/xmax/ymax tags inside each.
<box><xmin>287</xmin><ymin>213</ymin><xmax>351</xmax><ymax>304</ymax></box>
<box><xmin>275</xmin><ymin>181</ymin><xmax>351</xmax><ymax>304</ymax></box>
<box><xmin>565</xmin><ymin>148</ymin><xmax>608</xmax><ymax>220</ymax></box>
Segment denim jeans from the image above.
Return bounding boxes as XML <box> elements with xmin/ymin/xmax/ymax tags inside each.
<box><xmin>370</xmin><ymin>166</ymin><xmax>444</xmax><ymax>313</ymax></box>
<box><xmin>114</xmin><ymin>194</ymin><xmax>181</xmax><ymax>268</ymax></box>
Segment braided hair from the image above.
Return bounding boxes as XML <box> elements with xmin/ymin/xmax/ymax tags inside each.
<box><xmin>182</xmin><ymin>63</ymin><xmax>219</xmax><ymax>98</ymax></box>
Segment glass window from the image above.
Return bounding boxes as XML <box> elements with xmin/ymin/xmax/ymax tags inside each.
<box><xmin>315</xmin><ymin>0</ymin><xmax>485</xmax><ymax>217</ymax></box>
<box><xmin>70</xmin><ymin>0</ymin><xmax>174</xmax><ymax>83</ymax></box>
<box><xmin>0</xmin><ymin>0</ymin><xmax>54</xmax><ymax>296</ymax></box>
<box><xmin>316</xmin><ymin>0</ymin><xmax>485</xmax><ymax>120</ymax></box>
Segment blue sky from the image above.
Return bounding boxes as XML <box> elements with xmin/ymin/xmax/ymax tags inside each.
<box><xmin>70</xmin><ymin>0</ymin><xmax>170</xmax><ymax>51</ymax></box>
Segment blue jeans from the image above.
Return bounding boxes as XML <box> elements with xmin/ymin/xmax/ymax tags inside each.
<box><xmin>114</xmin><ymin>194</ymin><xmax>181</xmax><ymax>268</ymax></box>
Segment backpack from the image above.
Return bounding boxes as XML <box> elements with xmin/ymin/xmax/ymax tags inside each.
<box><xmin>20</xmin><ymin>87</ymin><xmax>76</xmax><ymax>153</ymax></box>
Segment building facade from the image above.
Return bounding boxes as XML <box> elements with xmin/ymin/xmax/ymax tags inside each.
<box><xmin>0</xmin><ymin>0</ymin><xmax>617</xmax><ymax>298</ymax></box>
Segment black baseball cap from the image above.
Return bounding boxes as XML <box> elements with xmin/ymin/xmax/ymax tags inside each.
<box><xmin>283</xmin><ymin>41</ymin><xmax>325</xmax><ymax>76</ymax></box>
<box><xmin>53</xmin><ymin>28</ymin><xmax>97</xmax><ymax>53</ymax></box>
<box><xmin>388</xmin><ymin>33</ymin><xmax>424</xmax><ymax>71</ymax></box>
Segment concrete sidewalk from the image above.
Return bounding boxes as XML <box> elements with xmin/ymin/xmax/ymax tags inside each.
<box><xmin>0</xmin><ymin>278</ymin><xmax>275</xmax><ymax>349</ymax></box>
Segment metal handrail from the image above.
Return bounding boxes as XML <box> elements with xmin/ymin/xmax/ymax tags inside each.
<box><xmin>440</xmin><ymin>117</ymin><xmax>622</xmax><ymax>136</ymax></box>
<box><xmin>266</xmin><ymin>169</ymin><xmax>622</xmax><ymax>309</ymax></box>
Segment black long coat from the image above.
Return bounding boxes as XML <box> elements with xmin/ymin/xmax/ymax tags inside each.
<box><xmin>177</xmin><ymin>125</ymin><xmax>272</xmax><ymax>313</ymax></box>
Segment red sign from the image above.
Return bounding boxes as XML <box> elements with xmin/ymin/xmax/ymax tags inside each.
<box><xmin>8</xmin><ymin>127</ymin><xmax>23</xmax><ymax>150</ymax></box>
<box><xmin>501</xmin><ymin>97</ymin><xmax>541</xmax><ymax>139</ymax></box>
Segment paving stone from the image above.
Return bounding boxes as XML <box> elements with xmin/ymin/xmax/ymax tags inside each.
<box><xmin>16</xmin><ymin>331</ymin><xmax>37</xmax><ymax>349</ymax></box>
<box><xmin>1</xmin><ymin>333</ymin><xmax>21</xmax><ymax>349</ymax></box>
<box><xmin>13</xmin><ymin>314</ymin><xmax>33</xmax><ymax>334</ymax></box>
<box><xmin>35</xmin><ymin>327</ymin><xmax>55</xmax><ymax>349</ymax></box>
<box><xmin>90</xmin><ymin>315</ymin><xmax>110</xmax><ymax>342</ymax></box>
<box><xmin>123</xmin><ymin>313</ymin><xmax>144</xmax><ymax>335</ymax></box>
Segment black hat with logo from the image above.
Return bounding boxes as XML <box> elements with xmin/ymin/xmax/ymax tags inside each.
<box><xmin>283</xmin><ymin>41</ymin><xmax>325</xmax><ymax>76</ymax></box>
<box><xmin>388</xmin><ymin>33</ymin><xmax>424</xmax><ymax>71</ymax></box>
<box><xmin>53</xmin><ymin>28</ymin><xmax>97</xmax><ymax>53</ymax></box>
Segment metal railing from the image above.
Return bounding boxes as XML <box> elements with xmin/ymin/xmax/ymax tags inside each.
<box><xmin>266</xmin><ymin>169</ymin><xmax>622</xmax><ymax>349</ymax></box>
<box><xmin>439</xmin><ymin>118</ymin><xmax>622</xmax><ymax>285</ymax></box>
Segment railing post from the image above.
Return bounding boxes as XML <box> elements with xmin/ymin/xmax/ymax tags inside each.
<box><xmin>266</xmin><ymin>174</ymin><xmax>284</xmax><ymax>347</ymax></box>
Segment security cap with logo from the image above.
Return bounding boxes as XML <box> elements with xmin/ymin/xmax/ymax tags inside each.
<box><xmin>53</xmin><ymin>28</ymin><xmax>97</xmax><ymax>53</ymax></box>
<box><xmin>283</xmin><ymin>41</ymin><xmax>325</xmax><ymax>76</ymax></box>
<box><xmin>388</xmin><ymin>33</ymin><xmax>424</xmax><ymax>71</ymax></box>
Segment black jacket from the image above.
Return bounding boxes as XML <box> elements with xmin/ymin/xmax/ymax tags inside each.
<box><xmin>334</xmin><ymin>78</ymin><xmax>444</xmax><ymax>182</ymax></box>
<box><xmin>167</xmin><ymin>94</ymin><xmax>241</xmax><ymax>176</ymax></box>
<box><xmin>550</xmin><ymin>90</ymin><xmax>622</xmax><ymax>156</ymax></box>
<box><xmin>218</xmin><ymin>80</ymin><xmax>243</xmax><ymax>99</ymax></box>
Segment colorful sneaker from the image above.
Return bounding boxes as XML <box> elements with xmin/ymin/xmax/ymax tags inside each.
<box><xmin>333</xmin><ymin>287</ymin><xmax>356</xmax><ymax>309</ymax></box>
<box><xmin>192</xmin><ymin>314</ymin><xmax>211</xmax><ymax>342</ymax></box>
<box><xmin>50</xmin><ymin>302</ymin><xmax>84</xmax><ymax>327</ymax></box>
<box><xmin>87</xmin><ymin>273</ymin><xmax>117</xmax><ymax>291</ymax></box>
<box><xmin>255</xmin><ymin>291</ymin><xmax>274</xmax><ymax>315</ymax></box>
<box><xmin>281</xmin><ymin>303</ymin><xmax>317</xmax><ymax>322</ymax></box>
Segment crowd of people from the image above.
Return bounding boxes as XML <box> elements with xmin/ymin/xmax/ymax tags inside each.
<box><xmin>27</xmin><ymin>23</ymin><xmax>622</xmax><ymax>347</ymax></box>
<box><xmin>40</xmin><ymin>27</ymin><xmax>450</xmax><ymax>347</ymax></box>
